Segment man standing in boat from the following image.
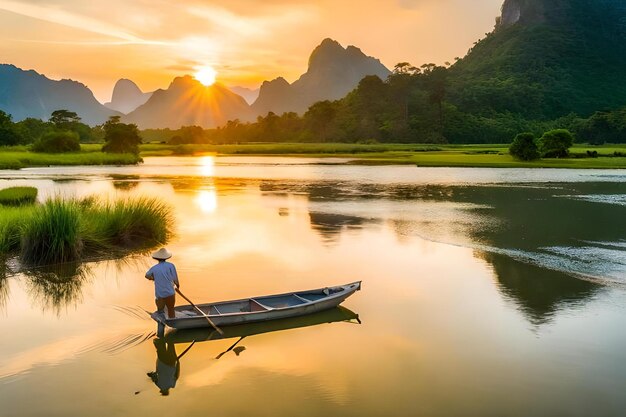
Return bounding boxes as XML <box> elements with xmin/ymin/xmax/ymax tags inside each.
<box><xmin>145</xmin><ymin>248</ymin><xmax>180</xmax><ymax>319</ymax></box>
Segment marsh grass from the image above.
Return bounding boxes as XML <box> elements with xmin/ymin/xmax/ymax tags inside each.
<box><xmin>0</xmin><ymin>147</ymin><xmax>142</xmax><ymax>169</ymax></box>
<box><xmin>21</xmin><ymin>198</ymin><xmax>82</xmax><ymax>264</ymax></box>
<box><xmin>0</xmin><ymin>186</ymin><xmax>38</xmax><ymax>206</ymax></box>
<box><xmin>1</xmin><ymin>195</ymin><xmax>173</xmax><ymax>265</ymax></box>
<box><xmin>0</xmin><ymin>206</ymin><xmax>33</xmax><ymax>252</ymax></box>
<box><xmin>81</xmin><ymin>197</ymin><xmax>173</xmax><ymax>251</ymax></box>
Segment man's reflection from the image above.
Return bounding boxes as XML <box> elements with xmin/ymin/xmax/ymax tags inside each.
<box><xmin>147</xmin><ymin>338</ymin><xmax>180</xmax><ymax>396</ymax></box>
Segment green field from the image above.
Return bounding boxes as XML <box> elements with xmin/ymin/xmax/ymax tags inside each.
<box><xmin>138</xmin><ymin>143</ymin><xmax>626</xmax><ymax>169</ymax></box>
<box><xmin>0</xmin><ymin>146</ymin><xmax>141</xmax><ymax>169</ymax></box>
<box><xmin>1</xmin><ymin>143</ymin><xmax>625</xmax><ymax>169</ymax></box>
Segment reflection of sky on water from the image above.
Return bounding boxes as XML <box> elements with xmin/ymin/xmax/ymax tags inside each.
<box><xmin>0</xmin><ymin>158</ymin><xmax>625</xmax><ymax>416</ymax></box>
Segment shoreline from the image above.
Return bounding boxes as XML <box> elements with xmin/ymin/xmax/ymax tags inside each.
<box><xmin>0</xmin><ymin>143</ymin><xmax>625</xmax><ymax>169</ymax></box>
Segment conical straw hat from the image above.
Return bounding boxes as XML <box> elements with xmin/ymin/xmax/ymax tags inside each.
<box><xmin>151</xmin><ymin>248</ymin><xmax>172</xmax><ymax>260</ymax></box>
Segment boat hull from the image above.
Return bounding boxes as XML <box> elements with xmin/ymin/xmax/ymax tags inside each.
<box><xmin>151</xmin><ymin>281</ymin><xmax>361</xmax><ymax>330</ymax></box>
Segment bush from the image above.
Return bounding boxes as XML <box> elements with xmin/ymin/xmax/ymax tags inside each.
<box><xmin>15</xmin><ymin>118</ymin><xmax>52</xmax><ymax>144</ymax></box>
<box><xmin>539</xmin><ymin>129</ymin><xmax>574</xmax><ymax>158</ymax></box>
<box><xmin>509</xmin><ymin>132</ymin><xmax>540</xmax><ymax>161</ymax></box>
<box><xmin>102</xmin><ymin>116</ymin><xmax>142</xmax><ymax>154</ymax></box>
<box><xmin>31</xmin><ymin>131</ymin><xmax>80</xmax><ymax>153</ymax></box>
<box><xmin>171</xmin><ymin>144</ymin><xmax>195</xmax><ymax>155</ymax></box>
<box><xmin>0</xmin><ymin>187</ymin><xmax>38</xmax><ymax>206</ymax></box>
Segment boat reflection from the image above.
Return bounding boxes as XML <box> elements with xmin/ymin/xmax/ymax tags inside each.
<box><xmin>147</xmin><ymin>306</ymin><xmax>360</xmax><ymax>396</ymax></box>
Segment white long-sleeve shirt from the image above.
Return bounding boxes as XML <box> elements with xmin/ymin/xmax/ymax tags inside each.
<box><xmin>146</xmin><ymin>261</ymin><xmax>179</xmax><ymax>298</ymax></box>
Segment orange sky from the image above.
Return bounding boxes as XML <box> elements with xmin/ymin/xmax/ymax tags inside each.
<box><xmin>0</xmin><ymin>0</ymin><xmax>503</xmax><ymax>102</ymax></box>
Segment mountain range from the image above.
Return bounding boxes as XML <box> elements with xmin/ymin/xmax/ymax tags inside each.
<box><xmin>123</xmin><ymin>76</ymin><xmax>251</xmax><ymax>129</ymax></box>
<box><xmin>251</xmin><ymin>38</ymin><xmax>391</xmax><ymax>116</ymax></box>
<box><xmin>0</xmin><ymin>38</ymin><xmax>390</xmax><ymax>128</ymax></box>
<box><xmin>0</xmin><ymin>64</ymin><xmax>118</xmax><ymax>125</ymax></box>
<box><xmin>104</xmin><ymin>79</ymin><xmax>152</xmax><ymax>114</ymax></box>
<box><xmin>229</xmin><ymin>86</ymin><xmax>259</xmax><ymax>105</ymax></box>
<box><xmin>2</xmin><ymin>0</ymin><xmax>626</xmax><ymax>131</ymax></box>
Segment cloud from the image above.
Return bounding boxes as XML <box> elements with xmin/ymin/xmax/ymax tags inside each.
<box><xmin>0</xmin><ymin>0</ymin><xmax>164</xmax><ymax>44</ymax></box>
<box><xmin>0</xmin><ymin>0</ymin><xmax>504</xmax><ymax>101</ymax></box>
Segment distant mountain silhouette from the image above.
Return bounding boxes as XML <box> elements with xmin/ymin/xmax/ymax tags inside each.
<box><xmin>253</xmin><ymin>77</ymin><xmax>293</xmax><ymax>115</ymax></box>
<box><xmin>124</xmin><ymin>75</ymin><xmax>251</xmax><ymax>129</ymax></box>
<box><xmin>229</xmin><ymin>86</ymin><xmax>260</xmax><ymax>104</ymax></box>
<box><xmin>0</xmin><ymin>64</ymin><xmax>119</xmax><ymax>125</ymax></box>
<box><xmin>104</xmin><ymin>79</ymin><xmax>152</xmax><ymax>114</ymax></box>
<box><xmin>252</xmin><ymin>38</ymin><xmax>391</xmax><ymax>116</ymax></box>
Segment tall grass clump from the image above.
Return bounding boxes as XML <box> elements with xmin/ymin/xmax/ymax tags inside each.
<box><xmin>2</xmin><ymin>195</ymin><xmax>173</xmax><ymax>265</ymax></box>
<box><xmin>20</xmin><ymin>198</ymin><xmax>82</xmax><ymax>264</ymax></box>
<box><xmin>0</xmin><ymin>186</ymin><xmax>38</xmax><ymax>206</ymax></box>
<box><xmin>0</xmin><ymin>206</ymin><xmax>32</xmax><ymax>252</ymax></box>
<box><xmin>82</xmin><ymin>197</ymin><xmax>173</xmax><ymax>251</ymax></box>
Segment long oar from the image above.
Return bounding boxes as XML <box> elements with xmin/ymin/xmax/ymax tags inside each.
<box><xmin>176</xmin><ymin>288</ymin><xmax>224</xmax><ymax>335</ymax></box>
<box><xmin>215</xmin><ymin>336</ymin><xmax>245</xmax><ymax>360</ymax></box>
<box><xmin>176</xmin><ymin>340</ymin><xmax>196</xmax><ymax>360</ymax></box>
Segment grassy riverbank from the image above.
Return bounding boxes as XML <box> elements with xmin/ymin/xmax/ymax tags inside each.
<box><xmin>0</xmin><ymin>145</ymin><xmax>141</xmax><ymax>169</ymax></box>
<box><xmin>1</xmin><ymin>143</ymin><xmax>625</xmax><ymax>169</ymax></box>
<box><xmin>0</xmin><ymin>195</ymin><xmax>173</xmax><ymax>264</ymax></box>
<box><xmin>138</xmin><ymin>143</ymin><xmax>626</xmax><ymax>169</ymax></box>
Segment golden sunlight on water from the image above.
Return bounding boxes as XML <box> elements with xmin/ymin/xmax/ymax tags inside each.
<box><xmin>0</xmin><ymin>159</ymin><xmax>625</xmax><ymax>416</ymax></box>
<box><xmin>195</xmin><ymin>187</ymin><xmax>218</xmax><ymax>213</ymax></box>
<box><xmin>198</xmin><ymin>155</ymin><xmax>216</xmax><ymax>177</ymax></box>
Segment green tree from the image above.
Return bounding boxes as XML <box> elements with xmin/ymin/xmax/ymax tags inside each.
<box><xmin>15</xmin><ymin>118</ymin><xmax>52</xmax><ymax>144</ymax></box>
<box><xmin>49</xmin><ymin>110</ymin><xmax>81</xmax><ymax>129</ymax></box>
<box><xmin>575</xmin><ymin>109</ymin><xmax>626</xmax><ymax>145</ymax></box>
<box><xmin>539</xmin><ymin>129</ymin><xmax>574</xmax><ymax>158</ymax></box>
<box><xmin>393</xmin><ymin>62</ymin><xmax>419</xmax><ymax>76</ymax></box>
<box><xmin>509</xmin><ymin>132</ymin><xmax>540</xmax><ymax>161</ymax></box>
<box><xmin>255</xmin><ymin>112</ymin><xmax>281</xmax><ymax>141</ymax></box>
<box><xmin>31</xmin><ymin>131</ymin><xmax>80</xmax><ymax>153</ymax></box>
<box><xmin>169</xmin><ymin>126</ymin><xmax>205</xmax><ymax>144</ymax></box>
<box><xmin>72</xmin><ymin>122</ymin><xmax>94</xmax><ymax>142</ymax></box>
<box><xmin>49</xmin><ymin>110</ymin><xmax>93</xmax><ymax>142</ymax></box>
<box><xmin>101</xmin><ymin>116</ymin><xmax>142</xmax><ymax>154</ymax></box>
<box><xmin>426</xmin><ymin>66</ymin><xmax>448</xmax><ymax>137</ymax></box>
<box><xmin>339</xmin><ymin>75</ymin><xmax>390</xmax><ymax>141</ymax></box>
<box><xmin>0</xmin><ymin>110</ymin><xmax>24</xmax><ymax>146</ymax></box>
<box><xmin>304</xmin><ymin>101</ymin><xmax>337</xmax><ymax>141</ymax></box>
<box><xmin>90</xmin><ymin>124</ymin><xmax>106</xmax><ymax>143</ymax></box>
<box><xmin>388</xmin><ymin>63</ymin><xmax>419</xmax><ymax>132</ymax></box>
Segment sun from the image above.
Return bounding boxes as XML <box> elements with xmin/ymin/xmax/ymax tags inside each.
<box><xmin>195</xmin><ymin>66</ymin><xmax>217</xmax><ymax>86</ymax></box>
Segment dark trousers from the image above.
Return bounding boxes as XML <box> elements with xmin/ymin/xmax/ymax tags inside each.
<box><xmin>156</xmin><ymin>294</ymin><xmax>176</xmax><ymax>318</ymax></box>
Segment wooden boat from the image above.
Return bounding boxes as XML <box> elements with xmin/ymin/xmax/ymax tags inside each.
<box><xmin>164</xmin><ymin>306</ymin><xmax>360</xmax><ymax>344</ymax></box>
<box><xmin>151</xmin><ymin>281</ymin><xmax>361</xmax><ymax>330</ymax></box>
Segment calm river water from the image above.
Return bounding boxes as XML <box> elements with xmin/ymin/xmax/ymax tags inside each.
<box><xmin>1</xmin><ymin>157</ymin><xmax>625</xmax><ymax>417</ymax></box>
